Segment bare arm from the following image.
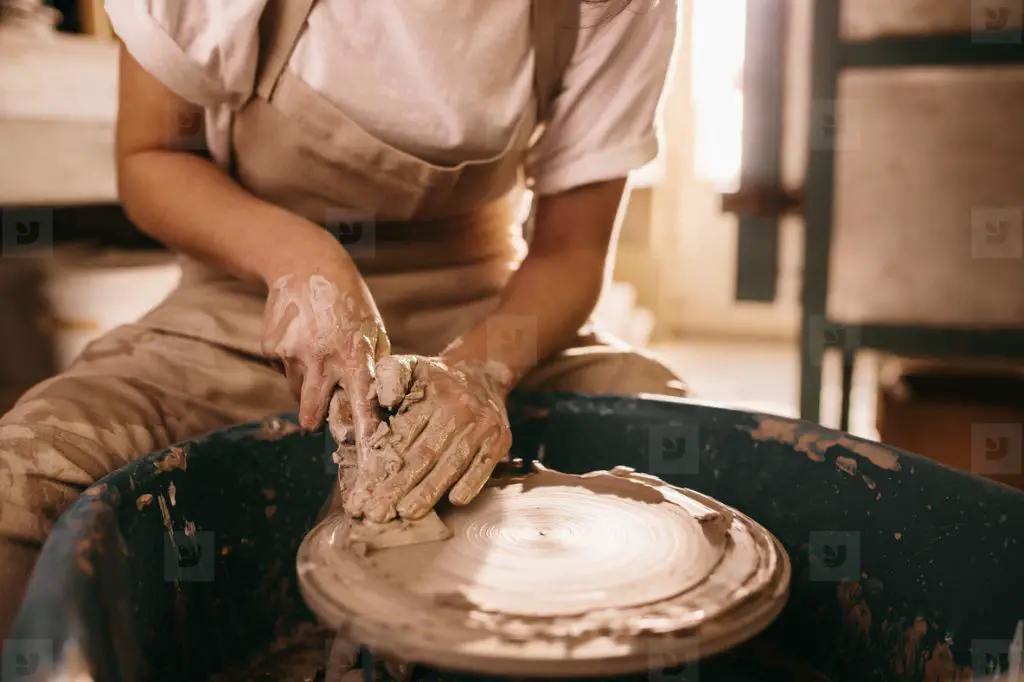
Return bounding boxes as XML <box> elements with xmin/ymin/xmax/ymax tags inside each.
<box><xmin>115</xmin><ymin>46</ymin><xmax>350</xmax><ymax>285</ymax></box>
<box><xmin>441</xmin><ymin>178</ymin><xmax>627</xmax><ymax>389</ymax></box>
<box><xmin>117</xmin><ymin>47</ymin><xmax>387</xmax><ymax>434</ymax></box>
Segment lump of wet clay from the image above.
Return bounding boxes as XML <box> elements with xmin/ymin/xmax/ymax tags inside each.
<box><xmin>374</xmin><ymin>355</ymin><xmax>415</xmax><ymax>410</ymax></box>
<box><xmin>326</xmin><ymin>386</ymin><xmax>451</xmax><ymax>551</ymax></box>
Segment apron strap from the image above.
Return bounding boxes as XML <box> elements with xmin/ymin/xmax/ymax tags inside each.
<box><xmin>531</xmin><ymin>0</ymin><xmax>580</xmax><ymax>125</ymax></box>
<box><xmin>254</xmin><ymin>0</ymin><xmax>318</xmax><ymax>101</ymax></box>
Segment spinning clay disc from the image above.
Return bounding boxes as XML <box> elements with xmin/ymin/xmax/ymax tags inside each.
<box><xmin>297</xmin><ymin>464</ymin><xmax>790</xmax><ymax>678</ymax></box>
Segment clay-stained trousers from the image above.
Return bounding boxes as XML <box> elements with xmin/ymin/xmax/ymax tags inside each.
<box><xmin>0</xmin><ymin>321</ymin><xmax>685</xmax><ymax>640</ymax></box>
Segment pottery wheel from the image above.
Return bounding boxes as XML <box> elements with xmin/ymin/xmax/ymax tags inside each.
<box><xmin>297</xmin><ymin>465</ymin><xmax>790</xmax><ymax>678</ymax></box>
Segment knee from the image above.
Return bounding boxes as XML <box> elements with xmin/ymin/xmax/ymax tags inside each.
<box><xmin>524</xmin><ymin>349</ymin><xmax>689</xmax><ymax>397</ymax></box>
<box><xmin>0</xmin><ymin>401</ymin><xmax>100</xmax><ymax>544</ymax></box>
<box><xmin>601</xmin><ymin>352</ymin><xmax>690</xmax><ymax>398</ymax></box>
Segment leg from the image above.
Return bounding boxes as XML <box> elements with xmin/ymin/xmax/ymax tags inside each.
<box><xmin>0</xmin><ymin>324</ymin><xmax>293</xmax><ymax>639</ymax></box>
<box><xmin>516</xmin><ymin>330</ymin><xmax>689</xmax><ymax>397</ymax></box>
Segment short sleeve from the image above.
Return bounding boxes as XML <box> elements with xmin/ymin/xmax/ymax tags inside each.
<box><xmin>104</xmin><ymin>0</ymin><xmax>267</xmax><ymax>109</ymax></box>
<box><xmin>525</xmin><ymin>0</ymin><xmax>679</xmax><ymax>195</ymax></box>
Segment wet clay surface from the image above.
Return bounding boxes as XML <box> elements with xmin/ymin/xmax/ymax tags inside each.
<box><xmin>296</xmin><ymin>465</ymin><xmax>790</xmax><ymax>677</ymax></box>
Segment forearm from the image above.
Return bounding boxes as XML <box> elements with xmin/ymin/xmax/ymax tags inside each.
<box><xmin>116</xmin><ymin>45</ymin><xmax>354</xmax><ymax>287</ymax></box>
<box><xmin>118</xmin><ymin>151</ymin><xmax>348</xmax><ymax>285</ymax></box>
<box><xmin>442</xmin><ymin>178</ymin><xmax>627</xmax><ymax>392</ymax></box>
<box><xmin>443</xmin><ymin>249</ymin><xmax>607</xmax><ymax>387</ymax></box>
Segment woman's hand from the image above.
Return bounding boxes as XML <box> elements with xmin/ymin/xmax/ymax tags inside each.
<box><xmin>262</xmin><ymin>264</ymin><xmax>390</xmax><ymax>437</ymax></box>
<box><xmin>343</xmin><ymin>355</ymin><xmax>514</xmax><ymax>523</ymax></box>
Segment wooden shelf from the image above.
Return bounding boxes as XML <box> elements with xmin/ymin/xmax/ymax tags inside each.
<box><xmin>0</xmin><ymin>26</ymin><xmax>118</xmax><ymax>205</ymax></box>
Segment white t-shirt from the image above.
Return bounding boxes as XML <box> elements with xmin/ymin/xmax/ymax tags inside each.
<box><xmin>105</xmin><ymin>0</ymin><xmax>678</xmax><ymax>195</ymax></box>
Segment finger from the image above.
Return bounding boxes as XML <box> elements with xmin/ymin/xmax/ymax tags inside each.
<box><xmin>449</xmin><ymin>427</ymin><xmax>512</xmax><ymax>505</ymax></box>
<box><xmin>298</xmin><ymin>363</ymin><xmax>333</xmax><ymax>431</ymax></box>
<box><xmin>376</xmin><ymin>327</ymin><xmax>392</xmax><ymax>361</ymax></box>
<box><xmin>363</xmin><ymin>413</ymin><xmax>466</xmax><ymax>523</ymax></box>
<box><xmin>327</xmin><ymin>389</ymin><xmax>354</xmax><ymax>445</ymax></box>
<box><xmin>374</xmin><ymin>355</ymin><xmax>416</xmax><ymax>410</ymax></box>
<box><xmin>282</xmin><ymin>358</ymin><xmax>305</xmax><ymax>402</ymax></box>
<box><xmin>343</xmin><ymin>412</ymin><xmax>430</xmax><ymax>519</ymax></box>
<box><xmin>396</xmin><ymin>431</ymin><xmax>477</xmax><ymax>519</ymax></box>
<box><xmin>261</xmin><ymin>296</ymin><xmax>299</xmax><ymax>356</ymax></box>
<box><xmin>340</xmin><ymin>368</ymin><xmax>381</xmax><ymax>445</ymax></box>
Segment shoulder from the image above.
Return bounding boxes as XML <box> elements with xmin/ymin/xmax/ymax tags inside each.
<box><xmin>104</xmin><ymin>0</ymin><xmax>266</xmax><ymax>108</ymax></box>
<box><xmin>574</xmin><ymin>0</ymin><xmax>679</xmax><ymax>63</ymax></box>
<box><xmin>526</xmin><ymin>0</ymin><xmax>679</xmax><ymax>194</ymax></box>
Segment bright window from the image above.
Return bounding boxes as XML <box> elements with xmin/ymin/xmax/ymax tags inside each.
<box><xmin>690</xmin><ymin>0</ymin><xmax>747</xmax><ymax>191</ymax></box>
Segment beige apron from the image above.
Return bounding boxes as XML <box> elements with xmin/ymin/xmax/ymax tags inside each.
<box><xmin>0</xmin><ymin>0</ymin><xmax>686</xmax><ymax>639</ymax></box>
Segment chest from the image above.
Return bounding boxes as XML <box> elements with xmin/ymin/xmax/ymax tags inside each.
<box><xmin>288</xmin><ymin>0</ymin><xmax>535</xmax><ymax>163</ymax></box>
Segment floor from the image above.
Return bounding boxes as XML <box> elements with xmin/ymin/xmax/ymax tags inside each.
<box><xmin>651</xmin><ymin>337</ymin><xmax>883</xmax><ymax>441</ymax></box>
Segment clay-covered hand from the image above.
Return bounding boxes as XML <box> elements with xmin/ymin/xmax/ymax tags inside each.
<box><xmin>344</xmin><ymin>355</ymin><xmax>514</xmax><ymax>523</ymax></box>
<box><xmin>262</xmin><ymin>270</ymin><xmax>390</xmax><ymax>436</ymax></box>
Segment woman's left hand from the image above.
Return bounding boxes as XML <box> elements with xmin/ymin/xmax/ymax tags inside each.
<box><xmin>342</xmin><ymin>354</ymin><xmax>513</xmax><ymax>523</ymax></box>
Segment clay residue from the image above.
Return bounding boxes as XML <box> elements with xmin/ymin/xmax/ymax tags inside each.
<box><xmin>922</xmin><ymin>641</ymin><xmax>973</xmax><ymax>682</ymax></box>
<box><xmin>374</xmin><ymin>354</ymin><xmax>414</xmax><ymax>409</ymax></box>
<box><xmin>157</xmin><ymin>495</ymin><xmax>173</xmax><ymax>533</ymax></box>
<box><xmin>345</xmin><ymin>512</ymin><xmax>452</xmax><ymax>551</ymax></box>
<box><xmin>518</xmin><ymin>463</ymin><xmax>665</xmax><ymax>505</ymax></box>
<box><xmin>746</xmin><ymin>416</ymin><xmax>901</xmax><ymax>472</ymax></box>
<box><xmin>73</xmin><ymin>499</ymin><xmax>113</xmax><ymax>580</ymax></box>
<box><xmin>258</xmin><ymin>417</ymin><xmax>301</xmax><ymax>441</ymax></box>
<box><xmin>837</xmin><ymin>581</ymin><xmax>871</xmax><ymax>639</ymax></box>
<box><xmin>153</xmin><ymin>446</ymin><xmax>188</xmax><ymax>473</ymax></box>
<box><xmin>83</xmin><ymin>483</ymin><xmax>107</xmax><ymax>498</ymax></box>
<box><xmin>835</xmin><ymin>456</ymin><xmax>857</xmax><ymax>477</ymax></box>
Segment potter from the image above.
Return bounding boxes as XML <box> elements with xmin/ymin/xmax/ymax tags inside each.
<box><xmin>0</xmin><ymin>0</ymin><xmax>688</xmax><ymax>639</ymax></box>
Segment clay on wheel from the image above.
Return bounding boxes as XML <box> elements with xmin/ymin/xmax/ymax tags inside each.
<box><xmin>297</xmin><ymin>464</ymin><xmax>790</xmax><ymax>678</ymax></box>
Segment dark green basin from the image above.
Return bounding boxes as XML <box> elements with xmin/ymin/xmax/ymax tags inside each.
<box><xmin>4</xmin><ymin>394</ymin><xmax>1022</xmax><ymax>681</ymax></box>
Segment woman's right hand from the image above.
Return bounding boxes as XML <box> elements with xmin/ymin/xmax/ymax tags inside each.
<box><xmin>262</xmin><ymin>263</ymin><xmax>390</xmax><ymax>439</ymax></box>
